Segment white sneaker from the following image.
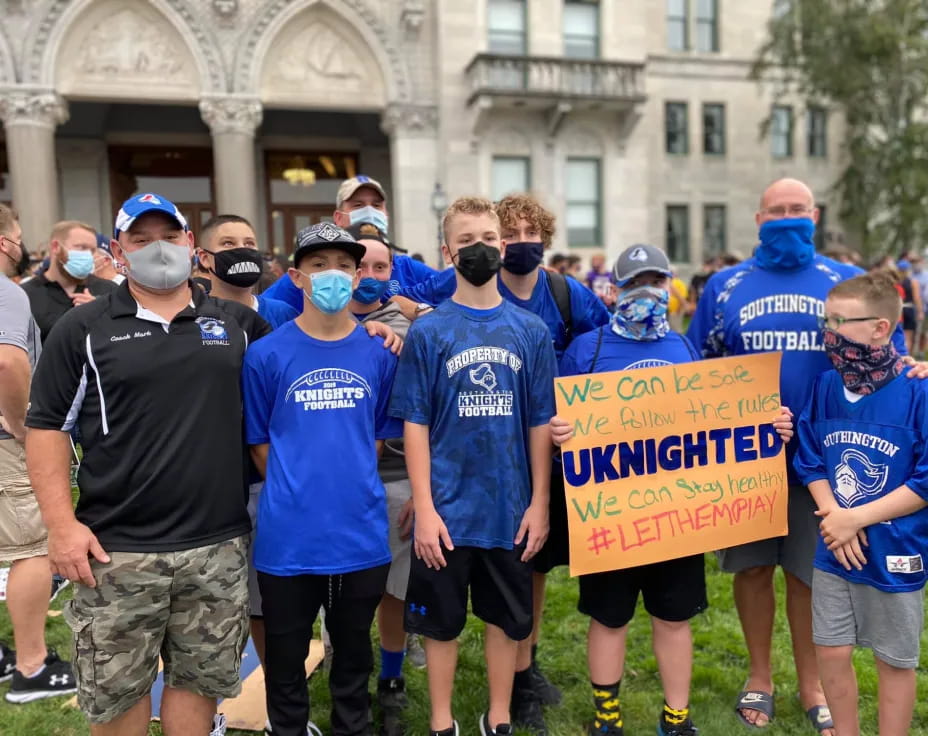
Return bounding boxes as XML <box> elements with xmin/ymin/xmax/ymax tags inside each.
<box><xmin>210</xmin><ymin>713</ymin><xmax>227</xmax><ymax>736</ymax></box>
<box><xmin>264</xmin><ymin>719</ymin><xmax>324</xmax><ymax>735</ymax></box>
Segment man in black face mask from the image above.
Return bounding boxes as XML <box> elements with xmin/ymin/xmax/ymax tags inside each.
<box><xmin>196</xmin><ymin>215</ymin><xmax>298</xmax><ymax>330</ymax></box>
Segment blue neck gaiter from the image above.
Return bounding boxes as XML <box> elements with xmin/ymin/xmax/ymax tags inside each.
<box><xmin>755</xmin><ymin>217</ymin><xmax>816</xmax><ymax>272</ymax></box>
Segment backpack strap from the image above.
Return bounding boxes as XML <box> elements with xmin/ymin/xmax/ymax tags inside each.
<box><xmin>546</xmin><ymin>271</ymin><xmax>573</xmax><ymax>343</ymax></box>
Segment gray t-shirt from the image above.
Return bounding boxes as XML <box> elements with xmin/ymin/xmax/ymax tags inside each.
<box><xmin>0</xmin><ymin>274</ymin><xmax>41</xmax><ymax>439</ymax></box>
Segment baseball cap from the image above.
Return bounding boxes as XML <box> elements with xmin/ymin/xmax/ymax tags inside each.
<box><xmin>113</xmin><ymin>193</ymin><xmax>189</xmax><ymax>239</ymax></box>
<box><xmin>897</xmin><ymin>259</ymin><xmax>912</xmax><ymax>271</ymax></box>
<box><xmin>345</xmin><ymin>222</ymin><xmax>408</xmax><ymax>254</ymax></box>
<box><xmin>612</xmin><ymin>244</ymin><xmax>672</xmax><ymax>286</ymax></box>
<box><xmin>293</xmin><ymin>222</ymin><xmax>366</xmax><ymax>267</ymax></box>
<box><xmin>336</xmin><ymin>175</ymin><xmax>386</xmax><ymax>208</ymax></box>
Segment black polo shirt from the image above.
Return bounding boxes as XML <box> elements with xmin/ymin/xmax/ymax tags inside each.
<box><xmin>26</xmin><ymin>281</ymin><xmax>272</xmax><ymax>552</ymax></box>
<box><xmin>21</xmin><ymin>272</ymin><xmax>118</xmax><ymax>343</ymax></box>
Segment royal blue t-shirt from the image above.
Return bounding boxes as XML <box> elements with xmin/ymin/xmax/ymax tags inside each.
<box><xmin>687</xmin><ymin>255</ymin><xmax>907</xmax><ymax>480</ymax></box>
<box><xmin>794</xmin><ymin>372</ymin><xmax>928</xmax><ymax>592</ymax></box>
<box><xmin>560</xmin><ymin>327</ymin><xmax>699</xmax><ymax>376</ymax></box>
<box><xmin>256</xmin><ymin>293</ymin><xmax>298</xmax><ymax>329</ymax></box>
<box><xmin>389</xmin><ymin>299</ymin><xmax>558</xmax><ymax>549</ymax></box>
<box><xmin>261</xmin><ymin>255</ymin><xmax>437</xmax><ymax>312</ymax></box>
<box><xmin>242</xmin><ymin>322</ymin><xmax>402</xmax><ymax>575</ymax></box>
<box><xmin>399</xmin><ymin>268</ymin><xmax>609</xmax><ymax>358</ymax></box>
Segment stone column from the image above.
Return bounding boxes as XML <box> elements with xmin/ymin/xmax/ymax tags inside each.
<box><xmin>0</xmin><ymin>88</ymin><xmax>68</xmax><ymax>247</ymax></box>
<box><xmin>199</xmin><ymin>95</ymin><xmax>263</xmax><ymax>227</ymax></box>
<box><xmin>381</xmin><ymin>103</ymin><xmax>440</xmax><ymax>261</ymax></box>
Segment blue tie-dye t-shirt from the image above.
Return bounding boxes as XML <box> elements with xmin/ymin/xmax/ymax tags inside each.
<box><xmin>389</xmin><ymin>299</ymin><xmax>557</xmax><ymax>549</ymax></box>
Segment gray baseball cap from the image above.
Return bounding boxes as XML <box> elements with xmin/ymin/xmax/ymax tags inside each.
<box><xmin>612</xmin><ymin>244</ymin><xmax>672</xmax><ymax>286</ymax></box>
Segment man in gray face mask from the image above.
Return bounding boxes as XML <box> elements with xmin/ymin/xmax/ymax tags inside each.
<box><xmin>25</xmin><ymin>193</ymin><xmax>271</xmax><ymax>736</ymax></box>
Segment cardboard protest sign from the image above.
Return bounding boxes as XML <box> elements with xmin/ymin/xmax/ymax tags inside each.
<box><xmin>555</xmin><ymin>352</ymin><xmax>788</xmax><ymax>576</ymax></box>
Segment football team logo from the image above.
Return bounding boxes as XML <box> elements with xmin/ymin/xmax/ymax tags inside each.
<box><xmin>469</xmin><ymin>363</ymin><xmax>498</xmax><ymax>392</ymax></box>
<box><xmin>834</xmin><ymin>448</ymin><xmax>889</xmax><ymax>507</ymax></box>
<box><xmin>195</xmin><ymin>317</ymin><xmax>229</xmax><ymax>345</ymax></box>
<box><xmin>629</xmin><ymin>247</ymin><xmax>648</xmax><ymax>262</ymax></box>
<box><xmin>138</xmin><ymin>194</ymin><xmax>162</xmax><ymax>205</ymax></box>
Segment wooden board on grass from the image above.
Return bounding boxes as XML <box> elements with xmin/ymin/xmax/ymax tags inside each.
<box><xmin>66</xmin><ymin>638</ymin><xmax>324</xmax><ymax>733</ymax></box>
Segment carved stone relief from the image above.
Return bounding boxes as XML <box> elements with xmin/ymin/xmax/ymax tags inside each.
<box><xmin>55</xmin><ymin>3</ymin><xmax>200</xmax><ymax>99</ymax></box>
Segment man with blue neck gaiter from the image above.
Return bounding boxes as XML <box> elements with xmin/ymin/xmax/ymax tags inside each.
<box><xmin>687</xmin><ymin>178</ymin><xmax>909</xmax><ymax>736</ymax></box>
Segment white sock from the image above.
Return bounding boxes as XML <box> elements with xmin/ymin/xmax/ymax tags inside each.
<box><xmin>24</xmin><ymin>664</ymin><xmax>46</xmax><ymax>679</ymax></box>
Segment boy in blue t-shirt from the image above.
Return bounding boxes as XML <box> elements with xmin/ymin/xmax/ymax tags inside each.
<box><xmin>242</xmin><ymin>223</ymin><xmax>401</xmax><ymax>736</ymax></box>
<box><xmin>389</xmin><ymin>196</ymin><xmax>558</xmax><ymax>736</ymax></box>
<box><xmin>553</xmin><ymin>244</ymin><xmax>796</xmax><ymax>736</ymax></box>
<box><xmin>795</xmin><ymin>272</ymin><xmax>928</xmax><ymax>736</ymax></box>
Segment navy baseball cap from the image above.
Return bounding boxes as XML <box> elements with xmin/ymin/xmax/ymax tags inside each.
<box><xmin>113</xmin><ymin>193</ymin><xmax>189</xmax><ymax>239</ymax></box>
<box><xmin>293</xmin><ymin>222</ymin><xmax>366</xmax><ymax>267</ymax></box>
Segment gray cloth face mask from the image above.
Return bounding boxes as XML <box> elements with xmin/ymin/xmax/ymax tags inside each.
<box><xmin>124</xmin><ymin>240</ymin><xmax>191</xmax><ymax>290</ymax></box>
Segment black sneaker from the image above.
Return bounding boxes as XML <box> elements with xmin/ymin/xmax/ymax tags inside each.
<box><xmin>0</xmin><ymin>641</ymin><xmax>15</xmax><ymax>683</ymax></box>
<box><xmin>377</xmin><ymin>676</ymin><xmax>408</xmax><ymax>736</ymax></box>
<box><xmin>511</xmin><ymin>682</ymin><xmax>547</xmax><ymax>736</ymax></box>
<box><xmin>5</xmin><ymin>648</ymin><xmax>76</xmax><ymax>703</ymax></box>
<box><xmin>479</xmin><ymin>712</ymin><xmax>512</xmax><ymax>736</ymax></box>
<box><xmin>529</xmin><ymin>660</ymin><xmax>562</xmax><ymax>706</ymax></box>
<box><xmin>588</xmin><ymin>722</ymin><xmax>624</xmax><ymax>736</ymax></box>
<box><xmin>429</xmin><ymin>721</ymin><xmax>459</xmax><ymax>736</ymax></box>
<box><xmin>657</xmin><ymin>717</ymin><xmax>698</xmax><ymax>736</ymax></box>
<box><xmin>49</xmin><ymin>575</ymin><xmax>70</xmax><ymax>604</ymax></box>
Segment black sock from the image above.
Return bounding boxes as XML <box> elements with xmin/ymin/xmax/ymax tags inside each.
<box><xmin>662</xmin><ymin>702</ymin><xmax>689</xmax><ymax>726</ymax></box>
<box><xmin>531</xmin><ymin>643</ymin><xmax>538</xmax><ymax>663</ymax></box>
<box><xmin>514</xmin><ymin>666</ymin><xmax>532</xmax><ymax>689</ymax></box>
<box><xmin>592</xmin><ymin>680</ymin><xmax>622</xmax><ymax>729</ymax></box>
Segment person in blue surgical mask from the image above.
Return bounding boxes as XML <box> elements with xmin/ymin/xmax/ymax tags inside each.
<box><xmin>686</xmin><ymin>178</ymin><xmax>926</xmax><ymax>736</ymax></box>
<box><xmin>21</xmin><ymin>220</ymin><xmax>117</xmax><ymax>343</ymax></box>
<box><xmin>261</xmin><ymin>175</ymin><xmax>438</xmax><ymax>313</ymax></box>
<box><xmin>242</xmin><ymin>222</ymin><xmax>402</xmax><ymax>736</ymax></box>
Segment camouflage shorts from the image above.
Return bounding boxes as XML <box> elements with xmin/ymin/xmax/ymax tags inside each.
<box><xmin>62</xmin><ymin>535</ymin><xmax>249</xmax><ymax>724</ymax></box>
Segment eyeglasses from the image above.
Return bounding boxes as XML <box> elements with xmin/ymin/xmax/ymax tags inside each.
<box><xmin>817</xmin><ymin>315</ymin><xmax>881</xmax><ymax>330</ymax></box>
<box><xmin>762</xmin><ymin>205</ymin><xmax>813</xmax><ymax>218</ymax></box>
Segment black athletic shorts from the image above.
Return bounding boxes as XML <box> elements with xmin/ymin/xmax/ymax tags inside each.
<box><xmin>903</xmin><ymin>306</ymin><xmax>917</xmax><ymax>331</ymax></box>
<box><xmin>533</xmin><ymin>463</ymin><xmax>569</xmax><ymax>573</ymax></box>
<box><xmin>578</xmin><ymin>553</ymin><xmax>708</xmax><ymax>629</ymax></box>
<box><xmin>404</xmin><ymin>543</ymin><xmax>533</xmax><ymax>641</ymax></box>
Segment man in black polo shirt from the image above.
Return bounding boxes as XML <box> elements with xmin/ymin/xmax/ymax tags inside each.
<box><xmin>25</xmin><ymin>193</ymin><xmax>270</xmax><ymax>736</ymax></box>
<box><xmin>21</xmin><ymin>220</ymin><xmax>116</xmax><ymax>342</ymax></box>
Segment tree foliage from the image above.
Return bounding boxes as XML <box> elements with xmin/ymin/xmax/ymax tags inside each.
<box><xmin>752</xmin><ymin>0</ymin><xmax>928</xmax><ymax>258</ymax></box>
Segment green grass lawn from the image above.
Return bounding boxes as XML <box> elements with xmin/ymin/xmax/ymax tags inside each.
<box><xmin>1</xmin><ymin>557</ymin><xmax>926</xmax><ymax>735</ymax></box>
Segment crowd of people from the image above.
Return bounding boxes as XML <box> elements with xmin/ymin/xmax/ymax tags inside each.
<box><xmin>0</xmin><ymin>173</ymin><xmax>926</xmax><ymax>736</ymax></box>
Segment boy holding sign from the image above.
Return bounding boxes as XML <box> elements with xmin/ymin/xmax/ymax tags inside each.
<box><xmin>389</xmin><ymin>197</ymin><xmax>557</xmax><ymax>736</ymax></box>
<box><xmin>552</xmin><ymin>245</ymin><xmax>795</xmax><ymax>736</ymax></box>
<box><xmin>795</xmin><ymin>272</ymin><xmax>928</xmax><ymax>736</ymax></box>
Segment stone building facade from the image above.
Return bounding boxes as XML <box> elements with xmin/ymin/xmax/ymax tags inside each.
<box><xmin>0</xmin><ymin>0</ymin><xmax>843</xmax><ymax>269</ymax></box>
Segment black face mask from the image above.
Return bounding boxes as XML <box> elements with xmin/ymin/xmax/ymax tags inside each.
<box><xmin>502</xmin><ymin>241</ymin><xmax>544</xmax><ymax>275</ymax></box>
<box><xmin>453</xmin><ymin>242</ymin><xmax>501</xmax><ymax>287</ymax></box>
<box><xmin>205</xmin><ymin>247</ymin><xmax>263</xmax><ymax>288</ymax></box>
<box><xmin>15</xmin><ymin>242</ymin><xmax>30</xmax><ymax>277</ymax></box>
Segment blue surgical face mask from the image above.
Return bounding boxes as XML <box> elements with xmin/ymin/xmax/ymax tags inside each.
<box><xmin>756</xmin><ymin>217</ymin><xmax>816</xmax><ymax>272</ymax></box>
<box><xmin>352</xmin><ymin>276</ymin><xmax>389</xmax><ymax>305</ymax></box>
<box><xmin>349</xmin><ymin>206</ymin><xmax>389</xmax><ymax>234</ymax></box>
<box><xmin>502</xmin><ymin>242</ymin><xmax>544</xmax><ymax>275</ymax></box>
<box><xmin>62</xmin><ymin>249</ymin><xmax>96</xmax><ymax>279</ymax></box>
<box><xmin>611</xmin><ymin>285</ymin><xmax>670</xmax><ymax>341</ymax></box>
<box><xmin>303</xmin><ymin>269</ymin><xmax>353</xmax><ymax>314</ymax></box>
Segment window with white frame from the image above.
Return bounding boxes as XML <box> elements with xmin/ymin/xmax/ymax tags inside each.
<box><xmin>488</xmin><ymin>0</ymin><xmax>527</xmax><ymax>54</ymax></box>
<box><xmin>666</xmin><ymin>102</ymin><xmax>689</xmax><ymax>154</ymax></box>
<box><xmin>666</xmin><ymin>205</ymin><xmax>690</xmax><ymax>262</ymax></box>
<box><xmin>566</xmin><ymin>158</ymin><xmax>601</xmax><ymax>246</ymax></box>
<box><xmin>703</xmin><ymin>204</ymin><xmax>726</xmax><ymax>256</ymax></box>
<box><xmin>807</xmin><ymin>106</ymin><xmax>827</xmax><ymax>158</ymax></box>
<box><xmin>771</xmin><ymin>105</ymin><xmax>793</xmax><ymax>158</ymax></box>
<box><xmin>491</xmin><ymin>156</ymin><xmax>530</xmax><ymax>201</ymax></box>
<box><xmin>563</xmin><ymin>0</ymin><xmax>599</xmax><ymax>59</ymax></box>
<box><xmin>695</xmin><ymin>0</ymin><xmax>719</xmax><ymax>52</ymax></box>
<box><xmin>667</xmin><ymin>0</ymin><xmax>689</xmax><ymax>50</ymax></box>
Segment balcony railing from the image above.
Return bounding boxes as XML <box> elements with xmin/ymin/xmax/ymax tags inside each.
<box><xmin>465</xmin><ymin>53</ymin><xmax>646</xmax><ymax>105</ymax></box>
